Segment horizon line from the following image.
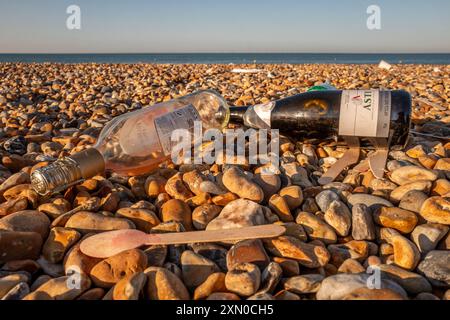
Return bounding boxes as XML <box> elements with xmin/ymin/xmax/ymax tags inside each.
<box><xmin>1</xmin><ymin>52</ymin><xmax>450</xmax><ymax>55</ymax></box>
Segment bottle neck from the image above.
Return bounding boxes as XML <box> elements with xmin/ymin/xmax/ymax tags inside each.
<box><xmin>30</xmin><ymin>148</ymin><xmax>105</xmax><ymax>196</ymax></box>
<box><xmin>228</xmin><ymin>106</ymin><xmax>249</xmax><ymax>124</ymax></box>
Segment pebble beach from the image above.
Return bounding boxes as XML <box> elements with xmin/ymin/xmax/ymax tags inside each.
<box><xmin>0</xmin><ymin>62</ymin><xmax>449</xmax><ymax>300</ymax></box>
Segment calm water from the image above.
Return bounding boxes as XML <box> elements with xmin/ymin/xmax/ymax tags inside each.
<box><xmin>0</xmin><ymin>53</ymin><xmax>449</xmax><ymax>64</ymax></box>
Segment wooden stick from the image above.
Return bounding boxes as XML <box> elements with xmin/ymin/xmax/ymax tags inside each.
<box><xmin>80</xmin><ymin>225</ymin><xmax>286</xmax><ymax>258</ymax></box>
<box><xmin>145</xmin><ymin>225</ymin><xmax>286</xmax><ymax>245</ymax></box>
<box><xmin>318</xmin><ymin>136</ymin><xmax>360</xmax><ymax>185</ymax></box>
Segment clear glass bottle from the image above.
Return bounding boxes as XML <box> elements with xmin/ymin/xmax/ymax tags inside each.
<box><xmin>31</xmin><ymin>90</ymin><xmax>230</xmax><ymax>195</ymax></box>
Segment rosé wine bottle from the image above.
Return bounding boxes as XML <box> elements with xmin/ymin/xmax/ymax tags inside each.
<box><xmin>31</xmin><ymin>90</ymin><xmax>230</xmax><ymax>196</ymax></box>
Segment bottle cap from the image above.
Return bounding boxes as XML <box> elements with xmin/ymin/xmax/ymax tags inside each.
<box><xmin>31</xmin><ymin>148</ymin><xmax>105</xmax><ymax>196</ymax></box>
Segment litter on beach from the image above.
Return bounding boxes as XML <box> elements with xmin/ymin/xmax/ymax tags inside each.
<box><xmin>378</xmin><ymin>60</ymin><xmax>392</xmax><ymax>70</ymax></box>
<box><xmin>231</xmin><ymin>68</ymin><xmax>263</xmax><ymax>73</ymax></box>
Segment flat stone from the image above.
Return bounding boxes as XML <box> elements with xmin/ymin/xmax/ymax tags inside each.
<box><xmin>0</xmin><ymin>172</ymin><xmax>30</xmax><ymax>198</ymax></box>
<box><xmin>90</xmin><ymin>249</ymin><xmax>147</xmax><ymax>288</ymax></box>
<box><xmin>0</xmin><ymin>273</ymin><xmax>28</xmax><ymax>299</ymax></box>
<box><xmin>324</xmin><ymin>200</ymin><xmax>352</xmax><ymax>237</ymax></box>
<box><xmin>327</xmin><ymin>241</ymin><xmax>370</xmax><ymax>267</ymax></box>
<box><xmin>373</xmin><ymin>207</ymin><xmax>418</xmax><ymax>233</ymax></box>
<box><xmin>434</xmin><ymin>158</ymin><xmax>450</xmax><ymax>179</ymax></box>
<box><xmin>420</xmin><ymin>196</ymin><xmax>450</xmax><ymax>225</ymax></box>
<box><xmin>432</xmin><ymin>179</ymin><xmax>450</xmax><ymax>196</ymax></box>
<box><xmin>182</xmin><ymin>170</ymin><xmax>209</xmax><ymax>196</ymax></box>
<box><xmin>65</xmin><ymin>211</ymin><xmax>135</xmax><ymax>234</ymax></box>
<box><xmin>415</xmin><ymin>292</ymin><xmax>440</xmax><ymax>300</ymax></box>
<box><xmin>279</xmin><ymin>186</ymin><xmax>303</xmax><ymax>210</ymax></box>
<box><xmin>206</xmin><ymin>292</ymin><xmax>240</xmax><ymax>300</ymax></box>
<box><xmin>0</xmin><ymin>210</ymin><xmax>50</xmax><ymax>239</ymax></box>
<box><xmin>181</xmin><ymin>250</ymin><xmax>219</xmax><ymax>288</ymax></box>
<box><xmin>64</xmin><ymin>237</ymin><xmax>103</xmax><ymax>275</ymax></box>
<box><xmin>253</xmin><ymin>173</ymin><xmax>281</xmax><ymax>201</ymax></box>
<box><xmin>389</xmin><ymin>166</ymin><xmax>438</xmax><ymax>185</ymax></box>
<box><xmin>164</xmin><ymin>172</ymin><xmax>194</xmax><ymax>201</ymax></box>
<box><xmin>337</xmin><ymin>259</ymin><xmax>365</xmax><ymax>273</ymax></box>
<box><xmin>112</xmin><ymin>272</ymin><xmax>147</xmax><ymax>300</ymax></box>
<box><xmin>284</xmin><ymin>274</ymin><xmax>324</xmax><ymax>294</ymax></box>
<box><xmin>398</xmin><ymin>190</ymin><xmax>428</xmax><ymax>214</ymax></box>
<box><xmin>225</xmin><ymin>262</ymin><xmax>261</xmax><ymax>297</ymax></box>
<box><xmin>1</xmin><ymin>282</ymin><xmax>30</xmax><ymax>300</ymax></box>
<box><xmin>77</xmin><ymin>288</ymin><xmax>105</xmax><ymax>300</ymax></box>
<box><xmin>160</xmin><ymin>199</ymin><xmax>194</xmax><ymax>231</ymax></box>
<box><xmin>115</xmin><ymin>207</ymin><xmax>160</xmax><ymax>233</ymax></box>
<box><xmin>38</xmin><ymin>198</ymin><xmax>71</xmax><ymax>219</ymax></box>
<box><xmin>282</xmin><ymin>163</ymin><xmax>313</xmax><ymax>188</ymax></box>
<box><xmin>42</xmin><ymin>227</ymin><xmax>81</xmax><ymax>263</ymax></box>
<box><xmin>192</xmin><ymin>204</ymin><xmax>222</xmax><ymax>230</ymax></box>
<box><xmin>274</xmin><ymin>290</ymin><xmax>301</xmax><ymax>300</ymax></box>
<box><xmin>193</xmin><ymin>272</ymin><xmax>227</xmax><ymax>300</ymax></box>
<box><xmin>145</xmin><ymin>266</ymin><xmax>190</xmax><ymax>300</ymax></box>
<box><xmin>247</xmin><ymin>292</ymin><xmax>275</xmax><ymax>300</ymax></box>
<box><xmin>30</xmin><ymin>275</ymin><xmax>51</xmax><ymax>291</ymax></box>
<box><xmin>378</xmin><ymin>264</ymin><xmax>432</xmax><ymax>294</ymax></box>
<box><xmin>222</xmin><ymin>167</ymin><xmax>264</xmax><ymax>203</ymax></box>
<box><xmin>369</xmin><ymin>179</ymin><xmax>397</xmax><ymax>192</ymax></box>
<box><xmin>0</xmin><ymin>198</ymin><xmax>28</xmax><ymax>217</ymax></box>
<box><xmin>144</xmin><ymin>175</ymin><xmax>167</xmax><ymax>198</ymax></box>
<box><xmin>417</xmin><ymin>250</ymin><xmax>450</xmax><ymax>287</ymax></box>
<box><xmin>391</xmin><ymin>235</ymin><xmax>421</xmax><ymax>270</ymax></box>
<box><xmin>316</xmin><ymin>273</ymin><xmax>407</xmax><ymax>300</ymax></box>
<box><xmin>143</xmin><ymin>245</ymin><xmax>167</xmax><ymax>267</ymax></box>
<box><xmin>272</xmin><ymin>257</ymin><xmax>299</xmax><ymax>277</ymax></box>
<box><xmin>211</xmin><ymin>192</ymin><xmax>239</xmax><ymax>206</ymax></box>
<box><xmin>315</xmin><ymin>190</ymin><xmax>340</xmax><ymax>212</ymax></box>
<box><xmin>296</xmin><ymin>211</ymin><xmax>337</xmax><ymax>244</ymax></box>
<box><xmin>0</xmin><ymin>230</ymin><xmax>42</xmax><ymax>263</ymax></box>
<box><xmin>227</xmin><ymin>239</ymin><xmax>270</xmax><ymax>271</ymax></box>
<box><xmin>351</xmin><ymin>204</ymin><xmax>376</xmax><ymax>240</ymax></box>
<box><xmin>411</xmin><ymin>223</ymin><xmax>449</xmax><ymax>254</ymax></box>
<box><xmin>190</xmin><ymin>243</ymin><xmax>228</xmax><ymax>272</ymax></box>
<box><xmin>341</xmin><ymin>287</ymin><xmax>405</xmax><ymax>300</ymax></box>
<box><xmin>264</xmin><ymin>236</ymin><xmax>330</xmax><ymax>268</ymax></box>
<box><xmin>199</xmin><ymin>180</ymin><xmax>227</xmax><ymax>195</ymax></box>
<box><xmin>347</xmin><ymin>194</ymin><xmax>393</xmax><ymax>209</ymax></box>
<box><xmin>36</xmin><ymin>256</ymin><xmax>64</xmax><ymax>278</ymax></box>
<box><xmin>258</xmin><ymin>262</ymin><xmax>282</xmax><ymax>294</ymax></box>
<box><xmin>277</xmin><ymin>222</ymin><xmax>307</xmax><ymax>242</ymax></box>
<box><xmin>24</xmin><ymin>274</ymin><xmax>91</xmax><ymax>300</ymax></box>
<box><xmin>390</xmin><ymin>180</ymin><xmax>432</xmax><ymax>203</ymax></box>
<box><xmin>206</xmin><ymin>199</ymin><xmax>268</xmax><ymax>231</ymax></box>
<box><xmin>269</xmin><ymin>194</ymin><xmax>293</xmax><ymax>222</ymax></box>
<box><xmin>1</xmin><ymin>259</ymin><xmax>40</xmax><ymax>274</ymax></box>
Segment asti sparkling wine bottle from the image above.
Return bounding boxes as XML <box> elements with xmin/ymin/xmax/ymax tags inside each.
<box><xmin>31</xmin><ymin>90</ymin><xmax>230</xmax><ymax>196</ymax></box>
<box><xmin>225</xmin><ymin>89</ymin><xmax>411</xmax><ymax>146</ymax></box>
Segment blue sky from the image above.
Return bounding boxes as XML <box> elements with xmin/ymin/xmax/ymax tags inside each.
<box><xmin>0</xmin><ymin>0</ymin><xmax>449</xmax><ymax>53</ymax></box>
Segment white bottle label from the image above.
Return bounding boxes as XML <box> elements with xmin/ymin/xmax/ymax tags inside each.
<box><xmin>154</xmin><ymin>104</ymin><xmax>201</xmax><ymax>155</ymax></box>
<box><xmin>119</xmin><ymin>115</ymin><xmax>159</xmax><ymax>157</ymax></box>
<box><xmin>338</xmin><ymin>90</ymin><xmax>391</xmax><ymax>137</ymax></box>
<box><xmin>253</xmin><ymin>101</ymin><xmax>275</xmax><ymax>128</ymax></box>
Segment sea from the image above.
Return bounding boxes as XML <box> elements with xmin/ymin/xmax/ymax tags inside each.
<box><xmin>0</xmin><ymin>53</ymin><xmax>449</xmax><ymax>64</ymax></box>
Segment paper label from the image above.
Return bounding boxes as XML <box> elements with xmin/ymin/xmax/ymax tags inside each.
<box><xmin>119</xmin><ymin>116</ymin><xmax>156</xmax><ymax>157</ymax></box>
<box><xmin>253</xmin><ymin>101</ymin><xmax>275</xmax><ymax>128</ymax></box>
<box><xmin>338</xmin><ymin>90</ymin><xmax>391</xmax><ymax>137</ymax></box>
<box><xmin>154</xmin><ymin>104</ymin><xmax>201</xmax><ymax>155</ymax></box>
